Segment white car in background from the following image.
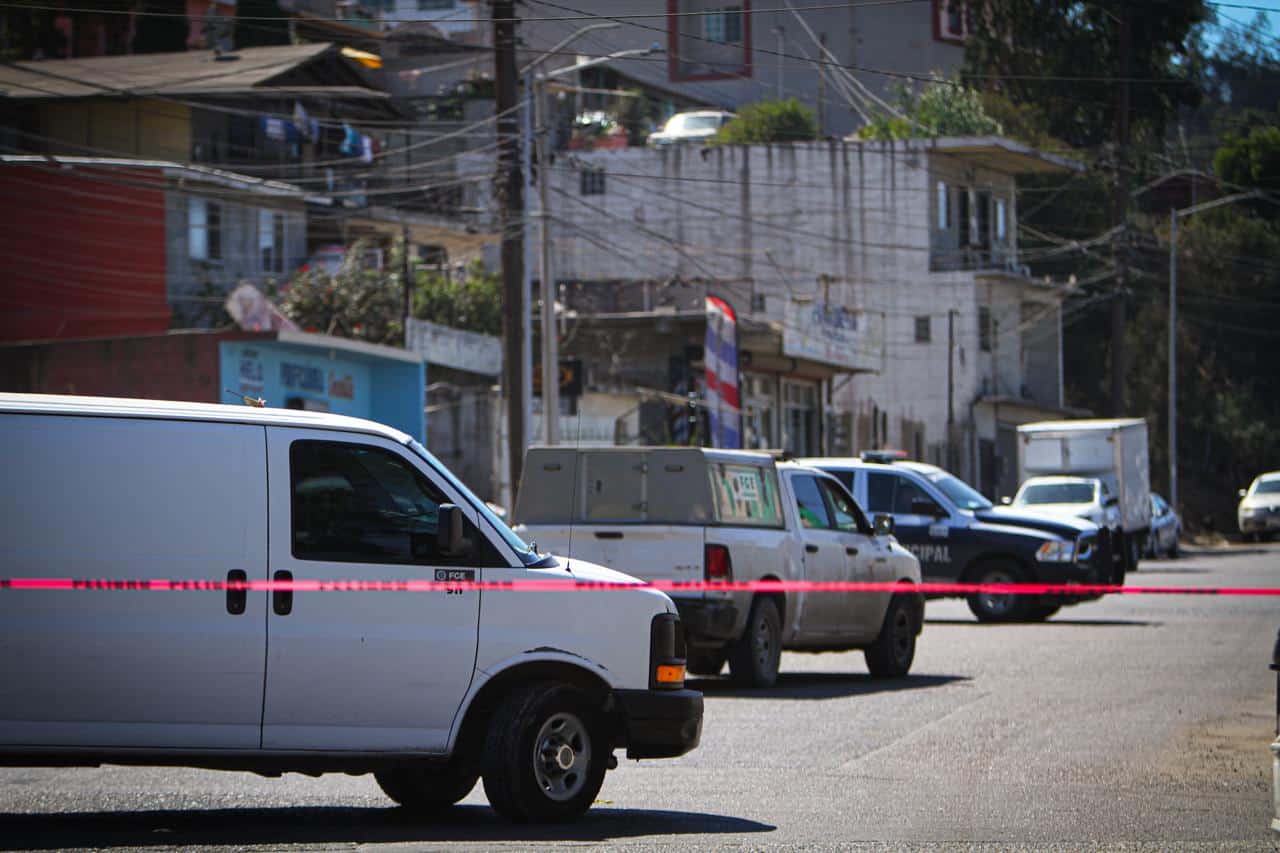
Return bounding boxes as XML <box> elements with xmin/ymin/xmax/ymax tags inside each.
<box><xmin>1010</xmin><ymin>475</ymin><xmax>1121</xmax><ymax>534</ymax></box>
<box><xmin>1238</xmin><ymin>471</ymin><xmax>1280</xmax><ymax>542</ymax></box>
<box><xmin>646</xmin><ymin>111</ymin><xmax>735</xmax><ymax>146</ymax></box>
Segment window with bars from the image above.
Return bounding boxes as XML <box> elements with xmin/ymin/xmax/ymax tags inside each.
<box><xmin>704</xmin><ymin>6</ymin><xmax>743</xmax><ymax>43</ymax></box>
<box><xmin>579</xmin><ymin>167</ymin><xmax>606</xmax><ymax>196</ymax></box>
<box><xmin>188</xmin><ymin>197</ymin><xmax>222</xmax><ymax>261</ymax></box>
<box><xmin>259</xmin><ymin>210</ymin><xmax>286</xmax><ymax>274</ymax></box>
<box><xmin>915</xmin><ymin>315</ymin><xmax>932</xmax><ymax>343</ymax></box>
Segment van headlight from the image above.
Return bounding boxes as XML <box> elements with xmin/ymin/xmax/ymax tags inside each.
<box><xmin>1036</xmin><ymin>540</ymin><xmax>1076</xmax><ymax>562</ymax></box>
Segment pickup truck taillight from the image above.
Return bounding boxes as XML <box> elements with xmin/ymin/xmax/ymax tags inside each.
<box><xmin>704</xmin><ymin>544</ymin><xmax>732</xmax><ymax>583</ymax></box>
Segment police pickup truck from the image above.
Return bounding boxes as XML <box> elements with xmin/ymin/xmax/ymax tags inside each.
<box><xmin>803</xmin><ymin>453</ymin><xmax>1107</xmax><ymax>622</ymax></box>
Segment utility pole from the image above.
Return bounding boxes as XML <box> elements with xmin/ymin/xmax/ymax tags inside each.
<box><xmin>773</xmin><ymin>26</ymin><xmax>784</xmax><ymax>99</ymax></box>
<box><xmin>817</xmin><ymin>33</ymin><xmax>826</xmax><ymax>137</ymax></box>
<box><xmin>535</xmin><ymin>79</ymin><xmax>559</xmax><ymax>445</ymax></box>
<box><xmin>1168</xmin><ymin>210</ymin><xmax>1177</xmax><ymax>512</ymax></box>
<box><xmin>947</xmin><ymin>309</ymin><xmax>955</xmax><ymax>470</ymax></box>
<box><xmin>401</xmin><ymin>222</ymin><xmax>411</xmax><ymax>345</ymax></box>
<box><xmin>493</xmin><ymin>0</ymin><xmax>525</xmax><ymax>500</ymax></box>
<box><xmin>1110</xmin><ymin>8</ymin><xmax>1132</xmax><ymax>417</ymax></box>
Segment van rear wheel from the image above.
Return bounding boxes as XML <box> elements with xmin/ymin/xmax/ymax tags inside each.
<box><xmin>728</xmin><ymin>597</ymin><xmax>782</xmax><ymax>688</ymax></box>
<box><xmin>375</xmin><ymin>763</ymin><xmax>478</xmax><ymax>814</ymax></box>
<box><xmin>481</xmin><ymin>682</ymin><xmax>608</xmax><ymax>823</ymax></box>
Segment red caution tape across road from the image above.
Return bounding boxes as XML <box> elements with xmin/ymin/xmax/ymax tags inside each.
<box><xmin>1</xmin><ymin>577</ymin><xmax>1279</xmax><ymax>596</ymax></box>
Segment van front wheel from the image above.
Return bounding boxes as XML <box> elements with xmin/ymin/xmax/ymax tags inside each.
<box><xmin>481</xmin><ymin>682</ymin><xmax>608</xmax><ymax>823</ymax></box>
<box><xmin>374</xmin><ymin>763</ymin><xmax>478</xmax><ymax>814</ymax></box>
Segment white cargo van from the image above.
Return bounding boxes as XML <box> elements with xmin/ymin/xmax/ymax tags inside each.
<box><xmin>0</xmin><ymin>394</ymin><xmax>701</xmax><ymax>823</ymax></box>
<box><xmin>515</xmin><ymin>447</ymin><xmax>923</xmax><ymax>688</ymax></box>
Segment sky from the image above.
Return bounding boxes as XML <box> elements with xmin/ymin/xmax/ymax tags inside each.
<box><xmin>1206</xmin><ymin>3</ymin><xmax>1280</xmax><ymax>50</ymax></box>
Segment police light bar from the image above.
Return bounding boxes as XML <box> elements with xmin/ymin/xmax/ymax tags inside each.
<box><xmin>860</xmin><ymin>449</ymin><xmax>909</xmax><ymax>464</ymax></box>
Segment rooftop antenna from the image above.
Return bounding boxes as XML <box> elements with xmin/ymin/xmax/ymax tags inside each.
<box><xmin>224</xmin><ymin>389</ymin><xmax>265</xmax><ymax>408</ymax></box>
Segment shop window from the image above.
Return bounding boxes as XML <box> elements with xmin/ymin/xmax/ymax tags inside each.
<box><xmin>580</xmin><ymin>167</ymin><xmax>606</xmax><ymax>196</ymax></box>
<box><xmin>670</xmin><ymin>0</ymin><xmax>751</xmax><ymax>82</ymax></box>
<box><xmin>188</xmin><ymin>197</ymin><xmax>222</xmax><ymax>261</ymax></box>
<box><xmin>915</xmin><ymin>315</ymin><xmax>931</xmax><ymax>343</ymax></box>
<box><xmin>979</xmin><ymin>306</ymin><xmax>992</xmax><ymax>352</ymax></box>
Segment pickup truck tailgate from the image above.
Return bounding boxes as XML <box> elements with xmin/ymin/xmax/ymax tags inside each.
<box><xmin>520</xmin><ymin>523</ymin><xmax>707</xmax><ymax>591</ymax></box>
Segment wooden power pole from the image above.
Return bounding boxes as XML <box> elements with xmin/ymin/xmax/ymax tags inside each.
<box><xmin>493</xmin><ymin>0</ymin><xmax>526</xmax><ymax>500</ymax></box>
<box><xmin>1110</xmin><ymin>8</ymin><xmax>1132</xmax><ymax>418</ymax></box>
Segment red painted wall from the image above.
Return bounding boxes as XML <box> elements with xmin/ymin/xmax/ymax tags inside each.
<box><xmin>0</xmin><ymin>164</ymin><xmax>170</xmax><ymax>343</ymax></box>
<box><xmin>0</xmin><ymin>330</ymin><xmax>271</xmax><ymax>403</ymax></box>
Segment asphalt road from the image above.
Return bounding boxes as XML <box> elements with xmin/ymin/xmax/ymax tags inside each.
<box><xmin>2</xmin><ymin>544</ymin><xmax>1277</xmax><ymax>851</ymax></box>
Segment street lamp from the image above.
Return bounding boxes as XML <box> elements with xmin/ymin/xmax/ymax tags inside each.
<box><xmin>532</xmin><ymin>42</ymin><xmax>662</xmax><ymax>445</ymax></box>
<box><xmin>1167</xmin><ymin>190</ymin><xmax>1260</xmax><ymax>512</ymax></box>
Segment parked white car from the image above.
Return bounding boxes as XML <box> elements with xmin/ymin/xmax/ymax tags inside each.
<box><xmin>1238</xmin><ymin>471</ymin><xmax>1280</xmax><ymax>542</ymax></box>
<box><xmin>1011</xmin><ymin>475</ymin><xmax>1121</xmax><ymax>533</ymax></box>
<box><xmin>646</xmin><ymin>110</ymin><xmax>735</xmax><ymax>146</ymax></box>
<box><xmin>0</xmin><ymin>394</ymin><xmax>702</xmax><ymax>823</ymax></box>
<box><xmin>515</xmin><ymin>447</ymin><xmax>923</xmax><ymax>687</ymax></box>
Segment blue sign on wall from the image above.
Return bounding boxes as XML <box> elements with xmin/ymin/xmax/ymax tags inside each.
<box><xmin>219</xmin><ymin>339</ymin><xmax>425</xmax><ymax>441</ymax></box>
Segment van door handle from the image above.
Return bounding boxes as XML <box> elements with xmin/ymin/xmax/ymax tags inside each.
<box><xmin>273</xmin><ymin>570</ymin><xmax>293</xmax><ymax>616</ymax></box>
<box><xmin>594</xmin><ymin>531</ymin><xmax>623</xmax><ymax>540</ymax></box>
<box><xmin>805</xmin><ymin>544</ymin><xmax>819</xmax><ymax>554</ymax></box>
<box><xmin>845</xmin><ymin>547</ymin><xmax>859</xmax><ymax>556</ymax></box>
<box><xmin>226</xmin><ymin>569</ymin><xmax>246</xmax><ymax>615</ymax></box>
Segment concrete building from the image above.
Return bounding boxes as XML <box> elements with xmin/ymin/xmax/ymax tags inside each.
<box><xmin>472</xmin><ymin>136</ymin><xmax>1083</xmax><ymax>499</ymax></box>
<box><xmin>0</xmin><ymin>157</ymin><xmax>307</xmax><ymax>342</ymax></box>
<box><xmin>515</xmin><ymin>0</ymin><xmax>969</xmax><ymax>137</ymax></box>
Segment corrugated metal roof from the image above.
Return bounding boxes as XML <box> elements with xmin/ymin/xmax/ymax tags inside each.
<box><xmin>0</xmin><ymin>43</ymin><xmax>373</xmax><ymax>100</ymax></box>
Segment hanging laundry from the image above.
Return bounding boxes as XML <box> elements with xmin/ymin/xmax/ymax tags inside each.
<box><xmin>360</xmin><ymin>134</ymin><xmax>375</xmax><ymax>164</ymax></box>
<box><xmin>293</xmin><ymin>102</ymin><xmax>312</xmax><ymax>141</ymax></box>
<box><xmin>262</xmin><ymin>116</ymin><xmax>286</xmax><ymax>141</ymax></box>
<box><xmin>340</xmin><ymin>122</ymin><xmax>362</xmax><ymax>157</ymax></box>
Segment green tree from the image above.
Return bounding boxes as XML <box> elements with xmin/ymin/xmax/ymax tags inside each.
<box><xmin>1214</xmin><ymin>123</ymin><xmax>1280</xmax><ymax>192</ymax></box>
<box><xmin>963</xmin><ymin>0</ymin><xmax>1208</xmax><ymax>149</ymax></box>
<box><xmin>277</xmin><ymin>240</ymin><xmax>502</xmax><ymax>345</ymax></box>
<box><xmin>858</xmin><ymin>74</ymin><xmax>1002</xmax><ymax>140</ymax></box>
<box><xmin>715</xmin><ymin>98</ymin><xmax>817</xmax><ymax>144</ymax></box>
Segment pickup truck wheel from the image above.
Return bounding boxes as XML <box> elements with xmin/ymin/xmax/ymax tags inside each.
<box><xmin>864</xmin><ymin>594</ymin><xmax>917</xmax><ymax>678</ymax></box>
<box><xmin>374</xmin><ymin>764</ymin><xmax>478</xmax><ymax>814</ymax></box>
<box><xmin>686</xmin><ymin>650</ymin><xmax>726</xmax><ymax>676</ymax></box>
<box><xmin>966</xmin><ymin>562</ymin><xmax>1030</xmax><ymax>623</ymax></box>
<box><xmin>728</xmin><ymin>597</ymin><xmax>782</xmax><ymax>688</ymax></box>
<box><xmin>481</xmin><ymin>682</ymin><xmax>607</xmax><ymax>823</ymax></box>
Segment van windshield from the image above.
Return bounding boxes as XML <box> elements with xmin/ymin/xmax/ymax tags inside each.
<box><xmin>407</xmin><ymin>439</ymin><xmax>546</xmax><ymax>567</ymax></box>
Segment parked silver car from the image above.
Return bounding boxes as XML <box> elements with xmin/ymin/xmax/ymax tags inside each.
<box><xmin>1238</xmin><ymin>471</ymin><xmax>1280</xmax><ymax>542</ymax></box>
<box><xmin>1147</xmin><ymin>493</ymin><xmax>1181</xmax><ymax>558</ymax></box>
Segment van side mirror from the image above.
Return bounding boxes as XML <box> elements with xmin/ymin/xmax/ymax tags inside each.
<box><xmin>873</xmin><ymin>513</ymin><xmax>895</xmax><ymax>537</ymax></box>
<box><xmin>437</xmin><ymin>503</ymin><xmax>467</xmax><ymax>556</ymax></box>
<box><xmin>1238</xmin><ymin>488</ymin><xmax>1247</xmax><ymax>499</ymax></box>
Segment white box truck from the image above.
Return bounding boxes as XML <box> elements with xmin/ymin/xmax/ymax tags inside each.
<box><xmin>1014</xmin><ymin>418</ymin><xmax>1151</xmax><ymax>571</ymax></box>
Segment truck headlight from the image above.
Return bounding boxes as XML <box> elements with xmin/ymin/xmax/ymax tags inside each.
<box><xmin>1036</xmin><ymin>540</ymin><xmax>1076</xmax><ymax>562</ymax></box>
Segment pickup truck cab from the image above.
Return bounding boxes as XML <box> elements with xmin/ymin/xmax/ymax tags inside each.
<box><xmin>804</xmin><ymin>454</ymin><xmax>1108</xmax><ymax>623</ymax></box>
<box><xmin>0</xmin><ymin>394</ymin><xmax>701</xmax><ymax>824</ymax></box>
<box><xmin>515</xmin><ymin>447</ymin><xmax>923</xmax><ymax>687</ymax></box>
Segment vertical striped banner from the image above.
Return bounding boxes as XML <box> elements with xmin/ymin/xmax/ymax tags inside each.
<box><xmin>705</xmin><ymin>296</ymin><xmax>741</xmax><ymax>449</ymax></box>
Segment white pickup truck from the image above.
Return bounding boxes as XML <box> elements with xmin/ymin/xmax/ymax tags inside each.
<box><xmin>515</xmin><ymin>447</ymin><xmax>923</xmax><ymax>687</ymax></box>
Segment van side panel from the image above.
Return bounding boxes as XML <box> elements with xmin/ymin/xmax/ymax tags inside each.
<box><xmin>0</xmin><ymin>414</ymin><xmax>268</xmax><ymax>749</ymax></box>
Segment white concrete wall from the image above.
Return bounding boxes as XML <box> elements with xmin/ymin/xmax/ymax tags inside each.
<box><xmin>534</xmin><ymin>140</ymin><xmax>1049</xmax><ymax>477</ymax></box>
